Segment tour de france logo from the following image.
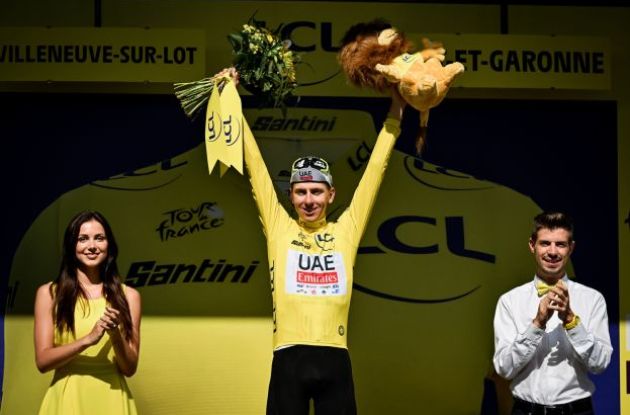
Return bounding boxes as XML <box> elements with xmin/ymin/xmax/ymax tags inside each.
<box><xmin>156</xmin><ymin>201</ymin><xmax>225</xmax><ymax>242</ymax></box>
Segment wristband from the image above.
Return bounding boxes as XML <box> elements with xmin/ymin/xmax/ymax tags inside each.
<box><xmin>563</xmin><ymin>315</ymin><xmax>580</xmax><ymax>330</ymax></box>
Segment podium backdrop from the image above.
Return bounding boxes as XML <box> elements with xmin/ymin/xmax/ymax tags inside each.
<box><xmin>0</xmin><ymin>92</ymin><xmax>618</xmax><ymax>414</ymax></box>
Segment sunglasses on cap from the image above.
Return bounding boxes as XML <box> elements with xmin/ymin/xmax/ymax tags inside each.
<box><xmin>291</xmin><ymin>156</ymin><xmax>330</xmax><ymax>173</ymax></box>
<box><xmin>290</xmin><ymin>156</ymin><xmax>333</xmax><ymax>186</ymax></box>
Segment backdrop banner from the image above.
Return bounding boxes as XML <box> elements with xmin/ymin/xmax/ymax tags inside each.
<box><xmin>0</xmin><ymin>2</ymin><xmax>621</xmax><ymax>414</ymax></box>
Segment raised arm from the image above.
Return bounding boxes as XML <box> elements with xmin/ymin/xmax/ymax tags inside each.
<box><xmin>387</xmin><ymin>88</ymin><xmax>406</xmax><ymax>121</ymax></box>
<box><xmin>34</xmin><ymin>283</ymin><xmax>108</xmax><ymax>373</ymax></box>
<box><xmin>242</xmin><ymin>113</ymin><xmax>286</xmax><ymax>235</ymax></box>
<box><xmin>342</xmin><ymin>89</ymin><xmax>405</xmax><ymax>240</ymax></box>
<box><xmin>217</xmin><ymin>68</ymin><xmax>285</xmax><ymax>234</ymax></box>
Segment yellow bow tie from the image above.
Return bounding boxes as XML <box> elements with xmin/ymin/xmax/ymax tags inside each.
<box><xmin>536</xmin><ymin>281</ymin><xmax>556</xmax><ymax>297</ymax></box>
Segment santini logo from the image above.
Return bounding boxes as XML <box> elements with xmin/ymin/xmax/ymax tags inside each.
<box><xmin>125</xmin><ymin>259</ymin><xmax>260</xmax><ymax>287</ymax></box>
<box><xmin>252</xmin><ymin>115</ymin><xmax>336</xmax><ymax>132</ymax></box>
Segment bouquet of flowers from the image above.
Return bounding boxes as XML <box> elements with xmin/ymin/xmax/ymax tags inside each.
<box><xmin>174</xmin><ymin>16</ymin><xmax>299</xmax><ymax>118</ymax></box>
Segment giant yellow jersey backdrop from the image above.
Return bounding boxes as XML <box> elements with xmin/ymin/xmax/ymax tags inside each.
<box><xmin>2</xmin><ymin>108</ymin><xmax>542</xmax><ymax>414</ymax></box>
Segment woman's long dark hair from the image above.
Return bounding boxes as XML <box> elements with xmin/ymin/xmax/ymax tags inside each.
<box><xmin>51</xmin><ymin>210</ymin><xmax>133</xmax><ymax>340</ymax></box>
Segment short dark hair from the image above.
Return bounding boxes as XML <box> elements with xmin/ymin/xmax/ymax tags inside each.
<box><xmin>530</xmin><ymin>211</ymin><xmax>574</xmax><ymax>242</ymax></box>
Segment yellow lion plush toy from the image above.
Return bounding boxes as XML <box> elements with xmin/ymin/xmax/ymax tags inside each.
<box><xmin>339</xmin><ymin>21</ymin><xmax>465</xmax><ymax>153</ymax></box>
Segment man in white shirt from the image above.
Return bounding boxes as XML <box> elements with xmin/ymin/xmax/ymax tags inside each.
<box><xmin>493</xmin><ymin>211</ymin><xmax>612</xmax><ymax>415</ymax></box>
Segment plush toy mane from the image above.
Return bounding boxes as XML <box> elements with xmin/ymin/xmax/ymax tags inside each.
<box><xmin>338</xmin><ymin>20</ymin><xmax>412</xmax><ymax>92</ymax></box>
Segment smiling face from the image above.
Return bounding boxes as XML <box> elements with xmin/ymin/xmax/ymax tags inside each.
<box><xmin>75</xmin><ymin>219</ymin><xmax>109</xmax><ymax>271</ymax></box>
<box><xmin>290</xmin><ymin>182</ymin><xmax>336</xmax><ymax>223</ymax></box>
<box><xmin>529</xmin><ymin>227</ymin><xmax>574</xmax><ymax>283</ymax></box>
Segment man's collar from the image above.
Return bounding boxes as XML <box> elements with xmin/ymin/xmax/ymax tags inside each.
<box><xmin>533</xmin><ymin>274</ymin><xmax>569</xmax><ymax>286</ymax></box>
<box><xmin>299</xmin><ymin>217</ymin><xmax>327</xmax><ymax>229</ymax></box>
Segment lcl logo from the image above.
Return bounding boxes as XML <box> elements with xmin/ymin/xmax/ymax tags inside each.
<box><xmin>90</xmin><ymin>159</ymin><xmax>187</xmax><ymax>191</ymax></box>
<box><xmin>354</xmin><ymin>215</ymin><xmax>494</xmax><ymax>304</ymax></box>
<box><xmin>280</xmin><ymin>21</ymin><xmax>341</xmax><ymax>52</ymax></box>
<box><xmin>361</xmin><ymin>216</ymin><xmax>495</xmax><ymax>263</ymax></box>
<box><xmin>207</xmin><ymin>113</ymin><xmax>242</xmax><ymax>146</ymax></box>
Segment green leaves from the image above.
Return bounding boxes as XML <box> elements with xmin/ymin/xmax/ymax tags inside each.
<box><xmin>227</xmin><ymin>33</ymin><xmax>243</xmax><ymax>52</ymax></box>
<box><xmin>174</xmin><ymin>15</ymin><xmax>300</xmax><ymax>119</ymax></box>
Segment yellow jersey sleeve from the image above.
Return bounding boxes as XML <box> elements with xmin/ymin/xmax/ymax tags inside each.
<box><xmin>243</xmin><ymin>122</ymin><xmax>290</xmax><ymax>237</ymax></box>
<box><xmin>338</xmin><ymin>117</ymin><xmax>401</xmax><ymax>253</ymax></box>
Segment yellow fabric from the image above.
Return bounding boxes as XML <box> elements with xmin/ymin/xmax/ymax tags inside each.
<box><xmin>38</xmin><ymin>296</ymin><xmax>137</xmax><ymax>415</ymax></box>
<box><xmin>204</xmin><ymin>79</ymin><xmax>244</xmax><ymax>176</ymax></box>
<box><xmin>564</xmin><ymin>314</ymin><xmax>581</xmax><ymax>330</ymax></box>
<box><xmin>374</xmin><ymin>52</ymin><xmax>465</xmax><ymax>120</ymax></box>
<box><xmin>244</xmin><ymin>117</ymin><xmax>400</xmax><ymax>349</ymax></box>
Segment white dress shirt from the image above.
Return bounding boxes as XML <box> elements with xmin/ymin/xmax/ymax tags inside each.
<box><xmin>493</xmin><ymin>275</ymin><xmax>613</xmax><ymax>405</ymax></box>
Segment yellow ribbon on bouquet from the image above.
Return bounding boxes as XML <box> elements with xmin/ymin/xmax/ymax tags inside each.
<box><xmin>204</xmin><ymin>78</ymin><xmax>245</xmax><ymax>176</ymax></box>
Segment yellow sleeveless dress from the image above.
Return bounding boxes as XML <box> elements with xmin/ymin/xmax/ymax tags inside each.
<box><xmin>38</xmin><ymin>296</ymin><xmax>138</xmax><ymax>415</ymax></box>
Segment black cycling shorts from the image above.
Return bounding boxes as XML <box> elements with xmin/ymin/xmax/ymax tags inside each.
<box><xmin>266</xmin><ymin>345</ymin><xmax>357</xmax><ymax>415</ymax></box>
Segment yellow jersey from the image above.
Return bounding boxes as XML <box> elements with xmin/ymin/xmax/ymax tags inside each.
<box><xmin>244</xmin><ymin>118</ymin><xmax>401</xmax><ymax>349</ymax></box>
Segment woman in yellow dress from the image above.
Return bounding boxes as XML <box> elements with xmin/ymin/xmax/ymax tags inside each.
<box><xmin>34</xmin><ymin>210</ymin><xmax>141</xmax><ymax>415</ymax></box>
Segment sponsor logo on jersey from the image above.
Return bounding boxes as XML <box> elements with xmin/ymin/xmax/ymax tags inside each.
<box><xmin>285</xmin><ymin>250</ymin><xmax>346</xmax><ymax>296</ymax></box>
<box><xmin>297</xmin><ymin>271</ymin><xmax>338</xmax><ymax>284</ymax></box>
<box><xmin>291</xmin><ymin>231</ymin><xmax>312</xmax><ymax>250</ymax></box>
<box><xmin>291</xmin><ymin>240</ymin><xmax>312</xmax><ymax>249</ymax></box>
